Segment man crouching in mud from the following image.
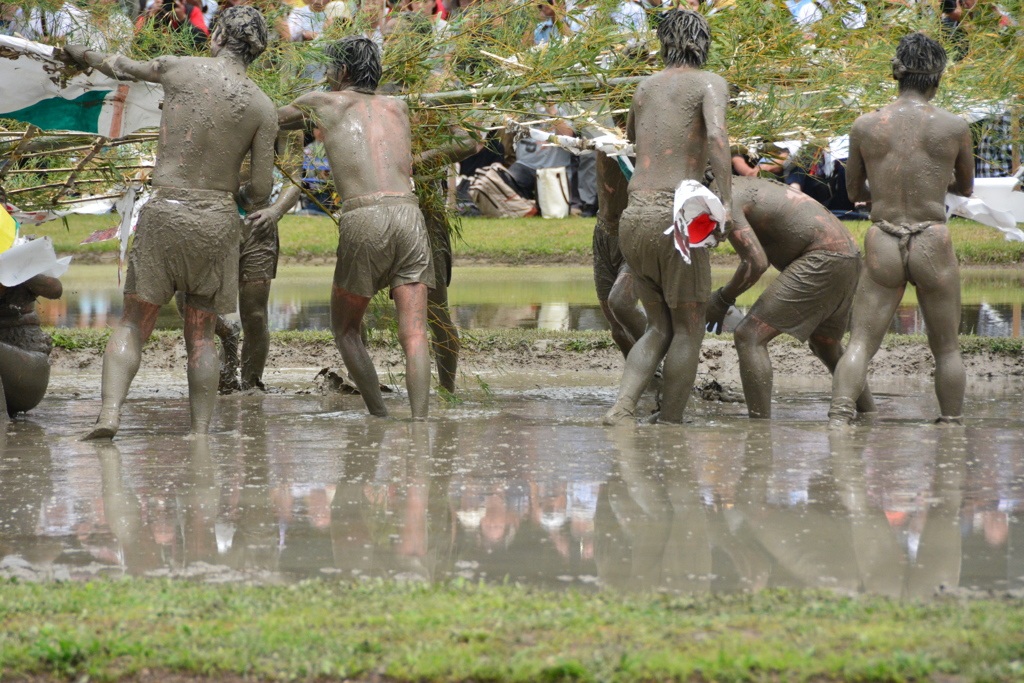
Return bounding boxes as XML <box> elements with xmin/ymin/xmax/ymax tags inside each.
<box><xmin>603</xmin><ymin>8</ymin><xmax>732</xmax><ymax>425</ymax></box>
<box><xmin>66</xmin><ymin>5</ymin><xmax>278</xmax><ymax>439</ymax></box>
<box><xmin>706</xmin><ymin>176</ymin><xmax>876</xmax><ymax>419</ymax></box>
<box><xmin>829</xmin><ymin>33</ymin><xmax>973</xmax><ymax>427</ymax></box>
<box><xmin>277</xmin><ymin>36</ymin><xmax>434</xmax><ymax>419</ymax></box>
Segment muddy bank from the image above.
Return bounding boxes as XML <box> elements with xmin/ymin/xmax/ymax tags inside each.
<box><xmin>48</xmin><ymin>330</ymin><xmax>1024</xmax><ymax>381</ymax></box>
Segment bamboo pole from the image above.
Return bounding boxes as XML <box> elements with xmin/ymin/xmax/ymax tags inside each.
<box><xmin>6</xmin><ymin>177</ymin><xmax>113</xmax><ymax>195</ymax></box>
<box><xmin>50</xmin><ymin>136</ymin><xmax>109</xmax><ymax>204</ymax></box>
<box><xmin>4</xmin><ymin>164</ymin><xmax>154</xmax><ymax>175</ymax></box>
<box><xmin>0</xmin><ymin>124</ymin><xmax>40</xmax><ymax>181</ymax></box>
<box><xmin>401</xmin><ymin>76</ymin><xmax>644</xmax><ymax>107</ymax></box>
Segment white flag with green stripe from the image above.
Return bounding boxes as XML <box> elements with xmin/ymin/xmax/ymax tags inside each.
<box><xmin>0</xmin><ymin>35</ymin><xmax>162</xmax><ymax>137</ymax></box>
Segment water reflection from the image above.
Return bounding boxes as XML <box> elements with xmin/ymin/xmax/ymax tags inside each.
<box><xmin>2</xmin><ymin>391</ymin><xmax>1023</xmax><ymax>594</ymax></box>
<box><xmin>34</xmin><ymin>266</ymin><xmax>1024</xmax><ymax>337</ymax></box>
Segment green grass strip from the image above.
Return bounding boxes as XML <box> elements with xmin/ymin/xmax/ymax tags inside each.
<box><xmin>48</xmin><ymin>328</ymin><xmax>1024</xmax><ymax>356</ymax></box>
<box><xmin>31</xmin><ymin>215</ymin><xmax>1024</xmax><ymax>265</ymax></box>
<box><xmin>1</xmin><ymin>580</ymin><xmax>1022</xmax><ymax>682</ymax></box>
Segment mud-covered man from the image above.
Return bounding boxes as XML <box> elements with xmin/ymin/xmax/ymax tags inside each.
<box><xmin>829</xmin><ymin>33</ymin><xmax>973</xmax><ymax>427</ymax></box>
<box><xmin>66</xmin><ymin>5</ymin><xmax>278</xmax><ymax>438</ymax></box>
<box><xmin>593</xmin><ymin>149</ymin><xmax>645</xmax><ymax>358</ymax></box>
<box><xmin>603</xmin><ymin>8</ymin><xmax>732</xmax><ymax>424</ymax></box>
<box><xmin>278</xmin><ymin>36</ymin><xmax>434</xmax><ymax>419</ymax></box>
<box><xmin>706</xmin><ymin>176</ymin><xmax>876</xmax><ymax>419</ymax></box>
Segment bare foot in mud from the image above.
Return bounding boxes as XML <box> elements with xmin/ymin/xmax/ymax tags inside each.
<box><xmin>603</xmin><ymin>404</ymin><xmax>635</xmax><ymax>426</ymax></box>
<box><xmin>828</xmin><ymin>416</ymin><xmax>854</xmax><ymax>431</ymax></box>
<box><xmin>82</xmin><ymin>419</ymin><xmax>118</xmax><ymax>440</ymax></box>
<box><xmin>935</xmin><ymin>415</ymin><xmax>963</xmax><ymax>426</ymax></box>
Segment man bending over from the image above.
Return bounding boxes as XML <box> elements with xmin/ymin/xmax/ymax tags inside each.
<box><xmin>706</xmin><ymin>176</ymin><xmax>876</xmax><ymax>419</ymax></box>
<box><xmin>278</xmin><ymin>36</ymin><xmax>434</xmax><ymax>419</ymax></box>
<box><xmin>604</xmin><ymin>8</ymin><xmax>732</xmax><ymax>424</ymax></box>
<box><xmin>829</xmin><ymin>33</ymin><xmax>973</xmax><ymax>427</ymax></box>
<box><xmin>68</xmin><ymin>5</ymin><xmax>278</xmax><ymax>439</ymax></box>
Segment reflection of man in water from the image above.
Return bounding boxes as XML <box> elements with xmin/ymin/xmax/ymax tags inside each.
<box><xmin>707</xmin><ymin>177</ymin><xmax>875</xmax><ymax>419</ymax></box>
<box><xmin>829</xmin><ymin>33</ymin><xmax>973</xmax><ymax>427</ymax></box>
<box><xmin>67</xmin><ymin>6</ymin><xmax>278</xmax><ymax>439</ymax></box>
<box><xmin>277</xmin><ymin>36</ymin><xmax>434</xmax><ymax>419</ymax></box>
<box><xmin>603</xmin><ymin>9</ymin><xmax>732</xmax><ymax>424</ymax></box>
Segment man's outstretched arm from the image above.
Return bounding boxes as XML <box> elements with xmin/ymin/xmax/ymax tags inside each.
<box><xmin>278</xmin><ymin>93</ymin><xmax>322</xmax><ymax>131</ymax></box>
<box><xmin>707</xmin><ymin>208</ymin><xmax>767</xmax><ymax>333</ymax></box>
<box><xmin>64</xmin><ymin>45</ymin><xmax>169</xmax><ymax>83</ymax></box>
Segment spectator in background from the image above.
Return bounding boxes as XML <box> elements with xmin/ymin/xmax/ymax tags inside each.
<box><xmin>534</xmin><ymin>0</ymin><xmax>557</xmax><ymax>45</ymax></box>
<box><xmin>137</xmin><ymin>0</ymin><xmax>210</xmax><ymax>50</ymax></box>
<box><xmin>973</xmin><ymin>112</ymin><xmax>1023</xmax><ymax>178</ymax></box>
<box><xmin>186</xmin><ymin>0</ymin><xmax>218</xmax><ymax>27</ymax></box>
<box><xmin>1</xmin><ymin>4</ymin><xmax>19</xmax><ymax>34</ymax></box>
<box><xmin>940</xmin><ymin>0</ymin><xmax>975</xmax><ymax>61</ymax></box>
<box><xmin>502</xmin><ymin>104</ymin><xmax>576</xmax><ymax>213</ymax></box>
<box><xmin>789</xmin><ymin>0</ymin><xmax>866</xmax><ymax>31</ymax></box>
<box><xmin>288</xmin><ymin>0</ymin><xmax>329</xmax><ymax>42</ymax></box>
<box><xmin>10</xmin><ymin>2</ymin><xmax>112</xmax><ymax>48</ymax></box>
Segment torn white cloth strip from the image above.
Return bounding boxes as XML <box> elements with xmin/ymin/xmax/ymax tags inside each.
<box><xmin>946</xmin><ymin>192</ymin><xmax>1024</xmax><ymax>241</ymax></box>
<box><xmin>0</xmin><ymin>35</ymin><xmax>163</xmax><ymax>137</ymax></box>
<box><xmin>0</xmin><ymin>236</ymin><xmax>72</xmax><ymax>287</ymax></box>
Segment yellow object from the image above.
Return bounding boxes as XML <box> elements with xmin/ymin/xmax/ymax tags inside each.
<box><xmin>0</xmin><ymin>205</ymin><xmax>17</xmax><ymax>253</ymax></box>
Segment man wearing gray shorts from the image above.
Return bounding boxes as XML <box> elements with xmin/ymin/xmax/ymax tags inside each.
<box><xmin>705</xmin><ymin>176</ymin><xmax>876</xmax><ymax>419</ymax></box>
<box><xmin>277</xmin><ymin>36</ymin><xmax>434</xmax><ymax>419</ymax></box>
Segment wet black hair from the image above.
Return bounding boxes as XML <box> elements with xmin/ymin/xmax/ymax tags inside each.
<box><xmin>325</xmin><ymin>36</ymin><xmax>382</xmax><ymax>93</ymax></box>
<box><xmin>893</xmin><ymin>32</ymin><xmax>946</xmax><ymax>93</ymax></box>
<box><xmin>656</xmin><ymin>8</ymin><xmax>710</xmax><ymax>68</ymax></box>
<box><xmin>213</xmin><ymin>5</ymin><xmax>268</xmax><ymax>66</ymax></box>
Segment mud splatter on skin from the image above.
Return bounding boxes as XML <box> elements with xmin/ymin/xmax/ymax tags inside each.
<box><xmin>604</xmin><ymin>9</ymin><xmax>730</xmax><ymax>426</ymax></box>
<box><xmin>68</xmin><ymin>5</ymin><xmax>279</xmax><ymax>439</ymax></box>
<box><xmin>829</xmin><ymin>34</ymin><xmax>974</xmax><ymax>426</ymax></box>
<box><xmin>716</xmin><ymin>177</ymin><xmax>875</xmax><ymax>419</ymax></box>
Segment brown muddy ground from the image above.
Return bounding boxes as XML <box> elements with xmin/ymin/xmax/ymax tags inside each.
<box><xmin>49</xmin><ymin>335</ymin><xmax>1024</xmax><ymax>381</ymax></box>
<box><xmin>49</xmin><ymin>335</ymin><xmax>1024</xmax><ymax>387</ymax></box>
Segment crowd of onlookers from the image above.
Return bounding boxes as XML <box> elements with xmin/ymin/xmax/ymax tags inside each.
<box><xmin>0</xmin><ymin>0</ymin><xmax>1020</xmax><ymax>219</ymax></box>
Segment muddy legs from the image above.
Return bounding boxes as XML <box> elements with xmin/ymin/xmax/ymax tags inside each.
<box><xmin>604</xmin><ymin>301</ymin><xmax>703</xmax><ymax>425</ymax></box>
<box><xmin>331</xmin><ymin>286</ymin><xmax>386</xmax><ymax>417</ymax></box>
<box><xmin>659</xmin><ymin>303</ymin><xmax>706</xmax><ymax>423</ymax></box>
<box><xmin>601</xmin><ymin>272</ymin><xmax>647</xmax><ymax>359</ymax></box>
<box><xmin>809</xmin><ymin>334</ymin><xmax>876</xmax><ymax>414</ymax></box>
<box><xmin>830</xmin><ymin>274</ymin><xmax>904</xmax><ymax>427</ymax></box>
<box><xmin>427</xmin><ymin>278</ymin><xmax>459</xmax><ymax>394</ymax></box>
<box><xmin>394</xmin><ymin>283</ymin><xmax>430</xmax><ymax>420</ymax></box>
<box><xmin>183</xmin><ymin>304</ymin><xmax>219</xmax><ymax>435</ymax></box>
<box><xmin>733</xmin><ymin>317</ymin><xmax>782</xmax><ymax>419</ymax></box>
<box><xmin>330</xmin><ymin>283</ymin><xmax>430</xmax><ymax>420</ymax></box>
<box><xmin>83</xmin><ymin>295</ymin><xmax>160</xmax><ymax>440</ymax></box>
<box><xmin>239</xmin><ymin>280</ymin><xmax>272</xmax><ymax>389</ymax></box>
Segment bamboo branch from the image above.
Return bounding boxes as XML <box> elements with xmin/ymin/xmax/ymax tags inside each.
<box><xmin>50</xmin><ymin>136</ymin><xmax>108</xmax><ymax>204</ymax></box>
<box><xmin>0</xmin><ymin>124</ymin><xmax>40</xmax><ymax>181</ymax></box>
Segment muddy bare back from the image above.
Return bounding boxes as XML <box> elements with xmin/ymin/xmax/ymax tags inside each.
<box><xmin>628</xmin><ymin>68</ymin><xmax>727</xmax><ymax>193</ymax></box>
<box><xmin>297</xmin><ymin>91</ymin><xmax>414</xmax><ymax>202</ymax></box>
<box><xmin>149</xmin><ymin>56</ymin><xmax>276</xmax><ymax>194</ymax></box>
<box><xmin>734</xmin><ymin>177</ymin><xmax>857</xmax><ymax>270</ymax></box>
<box><xmin>850</xmin><ymin>101</ymin><xmax>971</xmax><ymax>225</ymax></box>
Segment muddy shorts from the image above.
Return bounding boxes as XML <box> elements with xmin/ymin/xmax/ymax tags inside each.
<box><xmin>593</xmin><ymin>216</ymin><xmax>628</xmax><ymax>301</ymax></box>
<box><xmin>335</xmin><ymin>192</ymin><xmax>435</xmax><ymax>298</ymax></box>
<box><xmin>125</xmin><ymin>187</ymin><xmax>242</xmax><ymax>315</ymax></box>
<box><xmin>618</xmin><ymin>191</ymin><xmax>711</xmax><ymax>307</ymax></box>
<box><xmin>749</xmin><ymin>250</ymin><xmax>861</xmax><ymax>343</ymax></box>
<box><xmin>239</xmin><ymin>218</ymin><xmax>280</xmax><ymax>283</ymax></box>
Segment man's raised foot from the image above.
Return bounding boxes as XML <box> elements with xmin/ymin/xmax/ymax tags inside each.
<box><xmin>603</xmin><ymin>403</ymin><xmax>636</xmax><ymax>426</ymax></box>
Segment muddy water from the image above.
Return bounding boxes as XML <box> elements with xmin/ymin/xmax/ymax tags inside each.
<box><xmin>2</xmin><ymin>369</ymin><xmax>1022</xmax><ymax>596</ymax></box>
<box><xmin>37</xmin><ymin>265</ymin><xmax>1024</xmax><ymax>336</ymax></box>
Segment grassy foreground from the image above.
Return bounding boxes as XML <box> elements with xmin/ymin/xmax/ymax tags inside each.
<box><xmin>1</xmin><ymin>580</ymin><xmax>1023</xmax><ymax>682</ymax></box>
<box><xmin>32</xmin><ymin>214</ymin><xmax>1024</xmax><ymax>265</ymax></box>
<box><xmin>48</xmin><ymin>327</ymin><xmax>1024</xmax><ymax>356</ymax></box>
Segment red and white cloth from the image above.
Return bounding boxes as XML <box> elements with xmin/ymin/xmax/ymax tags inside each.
<box><xmin>664</xmin><ymin>180</ymin><xmax>727</xmax><ymax>264</ymax></box>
